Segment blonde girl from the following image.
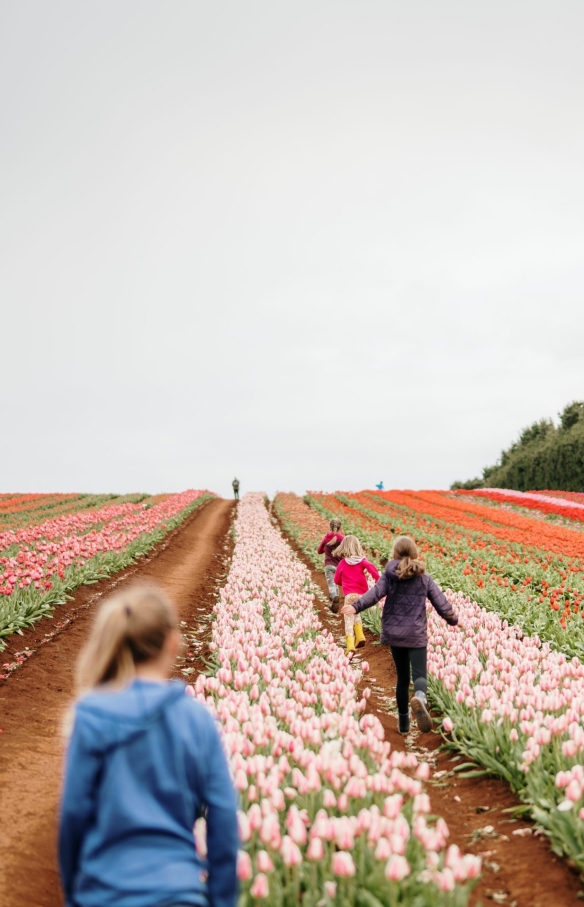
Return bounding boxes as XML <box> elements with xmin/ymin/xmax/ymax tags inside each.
<box><xmin>59</xmin><ymin>585</ymin><xmax>238</xmax><ymax>907</ymax></box>
<box><xmin>333</xmin><ymin>535</ymin><xmax>380</xmax><ymax>655</ymax></box>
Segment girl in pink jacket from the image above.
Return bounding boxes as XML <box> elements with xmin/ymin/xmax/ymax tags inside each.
<box><xmin>334</xmin><ymin>536</ymin><xmax>379</xmax><ymax>656</ymax></box>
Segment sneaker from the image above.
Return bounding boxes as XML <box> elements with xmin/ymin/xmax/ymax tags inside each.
<box><xmin>411</xmin><ymin>694</ymin><xmax>432</xmax><ymax>733</ymax></box>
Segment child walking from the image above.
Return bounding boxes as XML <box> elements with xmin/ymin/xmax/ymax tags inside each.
<box><xmin>341</xmin><ymin>536</ymin><xmax>458</xmax><ymax>734</ymax></box>
<box><xmin>59</xmin><ymin>585</ymin><xmax>238</xmax><ymax>907</ymax></box>
<box><xmin>333</xmin><ymin>535</ymin><xmax>379</xmax><ymax>656</ymax></box>
<box><xmin>317</xmin><ymin>518</ymin><xmax>344</xmax><ymax>609</ymax></box>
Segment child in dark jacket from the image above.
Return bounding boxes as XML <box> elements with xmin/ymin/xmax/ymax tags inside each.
<box><xmin>317</xmin><ymin>519</ymin><xmax>344</xmax><ymax>609</ymax></box>
<box><xmin>341</xmin><ymin>535</ymin><xmax>458</xmax><ymax>734</ymax></box>
<box><xmin>59</xmin><ymin>585</ymin><xmax>238</xmax><ymax>907</ymax></box>
<box><xmin>334</xmin><ymin>535</ymin><xmax>379</xmax><ymax>656</ymax></box>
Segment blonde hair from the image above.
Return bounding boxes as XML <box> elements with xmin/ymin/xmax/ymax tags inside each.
<box><xmin>75</xmin><ymin>585</ymin><xmax>178</xmax><ymax>695</ymax></box>
<box><xmin>329</xmin><ymin>518</ymin><xmax>342</xmax><ymax>532</ymax></box>
<box><xmin>393</xmin><ymin>536</ymin><xmax>426</xmax><ymax>580</ymax></box>
<box><xmin>334</xmin><ymin>535</ymin><xmax>364</xmax><ymax>559</ymax></box>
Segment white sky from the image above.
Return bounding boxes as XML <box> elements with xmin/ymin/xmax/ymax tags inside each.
<box><xmin>1</xmin><ymin>1</ymin><xmax>583</xmax><ymax>499</ymax></box>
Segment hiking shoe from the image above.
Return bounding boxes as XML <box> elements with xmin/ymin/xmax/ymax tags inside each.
<box><xmin>330</xmin><ymin>599</ymin><xmax>340</xmax><ymax>614</ymax></box>
<box><xmin>411</xmin><ymin>694</ymin><xmax>432</xmax><ymax>733</ymax></box>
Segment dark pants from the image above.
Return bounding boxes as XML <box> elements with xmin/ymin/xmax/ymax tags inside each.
<box><xmin>390</xmin><ymin>646</ymin><xmax>427</xmax><ymax>714</ymax></box>
<box><xmin>233</xmin><ymin>489</ymin><xmax>239</xmax><ymax>499</ymax></box>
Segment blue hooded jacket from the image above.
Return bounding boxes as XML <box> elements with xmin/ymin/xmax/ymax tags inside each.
<box><xmin>59</xmin><ymin>679</ymin><xmax>238</xmax><ymax>907</ymax></box>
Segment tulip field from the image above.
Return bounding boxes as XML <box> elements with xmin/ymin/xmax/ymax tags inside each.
<box><xmin>0</xmin><ymin>490</ymin><xmax>213</xmax><ymax>649</ymax></box>
<box><xmin>273</xmin><ymin>490</ymin><xmax>584</xmax><ymax>876</ymax></box>
<box><xmin>189</xmin><ymin>494</ymin><xmax>480</xmax><ymax>906</ymax></box>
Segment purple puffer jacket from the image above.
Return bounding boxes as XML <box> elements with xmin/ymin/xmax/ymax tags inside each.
<box><xmin>353</xmin><ymin>560</ymin><xmax>458</xmax><ymax>648</ymax></box>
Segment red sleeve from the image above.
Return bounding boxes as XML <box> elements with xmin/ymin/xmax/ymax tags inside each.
<box><xmin>317</xmin><ymin>535</ymin><xmax>329</xmax><ymax>555</ymax></box>
<box><xmin>364</xmin><ymin>560</ymin><xmax>380</xmax><ymax>581</ymax></box>
<box><xmin>334</xmin><ymin>562</ymin><xmax>343</xmax><ymax>585</ymax></box>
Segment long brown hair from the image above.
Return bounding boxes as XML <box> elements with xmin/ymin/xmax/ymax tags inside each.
<box><xmin>75</xmin><ymin>585</ymin><xmax>178</xmax><ymax>695</ymax></box>
<box><xmin>393</xmin><ymin>536</ymin><xmax>426</xmax><ymax>580</ymax></box>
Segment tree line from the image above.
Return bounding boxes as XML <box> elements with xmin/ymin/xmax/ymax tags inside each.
<box><xmin>452</xmin><ymin>401</ymin><xmax>584</xmax><ymax>491</ymax></box>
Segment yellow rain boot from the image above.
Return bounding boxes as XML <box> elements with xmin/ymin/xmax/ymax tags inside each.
<box><xmin>354</xmin><ymin>624</ymin><xmax>366</xmax><ymax>648</ymax></box>
<box><xmin>345</xmin><ymin>635</ymin><xmax>356</xmax><ymax>656</ymax></box>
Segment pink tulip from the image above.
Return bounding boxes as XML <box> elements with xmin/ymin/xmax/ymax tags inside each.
<box><xmin>306</xmin><ymin>836</ymin><xmax>324</xmax><ymax>861</ymax></box>
<box><xmin>385</xmin><ymin>854</ymin><xmax>410</xmax><ymax>881</ymax></box>
<box><xmin>324</xmin><ymin>882</ymin><xmax>337</xmax><ymax>899</ymax></box>
<box><xmin>249</xmin><ymin>873</ymin><xmax>269</xmax><ymax>899</ymax></box>
<box><xmin>237</xmin><ymin>851</ymin><xmax>253</xmax><ymax>881</ymax></box>
<box><xmin>332</xmin><ymin>851</ymin><xmax>356</xmax><ymax>878</ymax></box>
<box><xmin>256</xmin><ymin>850</ymin><xmax>274</xmax><ymax>873</ymax></box>
<box><xmin>281</xmin><ymin>835</ymin><xmax>303</xmax><ymax>867</ymax></box>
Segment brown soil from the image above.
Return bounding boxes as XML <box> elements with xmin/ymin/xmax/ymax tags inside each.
<box><xmin>273</xmin><ymin>512</ymin><xmax>583</xmax><ymax>907</ymax></box>
<box><xmin>0</xmin><ymin>497</ymin><xmax>236</xmax><ymax>907</ymax></box>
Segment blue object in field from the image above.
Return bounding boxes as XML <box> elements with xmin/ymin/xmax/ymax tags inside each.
<box><xmin>376</xmin><ymin>481</ymin><xmax>384</xmax><ymax>490</ymax></box>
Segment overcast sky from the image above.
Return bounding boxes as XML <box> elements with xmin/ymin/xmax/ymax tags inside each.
<box><xmin>1</xmin><ymin>1</ymin><xmax>583</xmax><ymax>499</ymax></box>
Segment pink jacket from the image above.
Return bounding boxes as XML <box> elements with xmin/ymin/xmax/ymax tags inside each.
<box><xmin>334</xmin><ymin>558</ymin><xmax>379</xmax><ymax>596</ymax></box>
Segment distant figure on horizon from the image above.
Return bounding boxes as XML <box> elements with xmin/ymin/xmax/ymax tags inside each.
<box><xmin>376</xmin><ymin>481</ymin><xmax>384</xmax><ymax>490</ymax></box>
<box><xmin>232</xmin><ymin>477</ymin><xmax>240</xmax><ymax>500</ymax></box>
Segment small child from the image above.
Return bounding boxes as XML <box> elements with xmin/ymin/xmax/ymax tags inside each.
<box><xmin>318</xmin><ymin>519</ymin><xmax>345</xmax><ymax>609</ymax></box>
<box><xmin>333</xmin><ymin>535</ymin><xmax>380</xmax><ymax>656</ymax></box>
<box><xmin>341</xmin><ymin>535</ymin><xmax>459</xmax><ymax>735</ymax></box>
<box><xmin>59</xmin><ymin>585</ymin><xmax>238</xmax><ymax>907</ymax></box>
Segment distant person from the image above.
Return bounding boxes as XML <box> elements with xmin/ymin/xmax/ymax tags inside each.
<box><xmin>59</xmin><ymin>585</ymin><xmax>238</xmax><ymax>907</ymax></box>
<box><xmin>333</xmin><ymin>535</ymin><xmax>379</xmax><ymax>656</ymax></box>
<box><xmin>317</xmin><ymin>518</ymin><xmax>344</xmax><ymax>609</ymax></box>
<box><xmin>341</xmin><ymin>535</ymin><xmax>458</xmax><ymax>735</ymax></box>
<box><xmin>375</xmin><ymin>481</ymin><xmax>384</xmax><ymax>490</ymax></box>
<box><xmin>232</xmin><ymin>477</ymin><xmax>240</xmax><ymax>499</ymax></box>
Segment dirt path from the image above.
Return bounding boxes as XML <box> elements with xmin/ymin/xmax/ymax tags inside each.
<box><xmin>0</xmin><ymin>497</ymin><xmax>235</xmax><ymax>907</ymax></box>
<box><xmin>273</xmin><ymin>512</ymin><xmax>583</xmax><ymax>907</ymax></box>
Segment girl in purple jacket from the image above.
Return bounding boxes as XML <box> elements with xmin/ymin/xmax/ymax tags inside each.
<box><xmin>341</xmin><ymin>536</ymin><xmax>458</xmax><ymax>734</ymax></box>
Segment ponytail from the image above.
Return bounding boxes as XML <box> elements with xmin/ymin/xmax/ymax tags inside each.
<box><xmin>75</xmin><ymin>585</ymin><xmax>178</xmax><ymax>695</ymax></box>
<box><xmin>392</xmin><ymin>536</ymin><xmax>426</xmax><ymax>580</ymax></box>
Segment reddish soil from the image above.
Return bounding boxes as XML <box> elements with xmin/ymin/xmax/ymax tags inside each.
<box><xmin>274</xmin><ymin>514</ymin><xmax>583</xmax><ymax>907</ymax></box>
<box><xmin>0</xmin><ymin>498</ymin><xmax>236</xmax><ymax>907</ymax></box>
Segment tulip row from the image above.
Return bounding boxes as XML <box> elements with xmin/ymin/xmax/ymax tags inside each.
<box><xmin>190</xmin><ymin>494</ymin><xmax>480</xmax><ymax>907</ymax></box>
<box><xmin>274</xmin><ymin>492</ymin><xmax>584</xmax><ymax>871</ymax></box>
<box><xmin>0</xmin><ymin>490</ymin><xmax>213</xmax><ymax>648</ymax></box>
<box><xmin>426</xmin><ymin>591</ymin><xmax>584</xmax><ymax>873</ymax></box>
<box><xmin>303</xmin><ymin>491</ymin><xmax>584</xmax><ymax>658</ymax></box>
<box><xmin>0</xmin><ymin>492</ymin><xmax>151</xmax><ymax>529</ymax></box>
<box><xmin>462</xmin><ymin>488</ymin><xmax>584</xmax><ymax>524</ymax></box>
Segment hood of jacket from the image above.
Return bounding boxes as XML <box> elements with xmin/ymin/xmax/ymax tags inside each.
<box><xmin>75</xmin><ymin>678</ymin><xmax>186</xmax><ymax>753</ymax></box>
<box><xmin>345</xmin><ymin>555</ymin><xmax>365</xmax><ymax>566</ymax></box>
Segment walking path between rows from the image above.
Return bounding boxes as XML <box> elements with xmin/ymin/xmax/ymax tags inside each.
<box><xmin>0</xmin><ymin>497</ymin><xmax>235</xmax><ymax>907</ymax></box>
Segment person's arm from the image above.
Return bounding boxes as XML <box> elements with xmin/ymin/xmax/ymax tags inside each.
<box><xmin>426</xmin><ymin>577</ymin><xmax>458</xmax><ymax>625</ymax></box>
<box><xmin>363</xmin><ymin>560</ymin><xmax>380</xmax><ymax>582</ymax></box>
<box><xmin>202</xmin><ymin>716</ymin><xmax>239</xmax><ymax>907</ymax></box>
<box><xmin>317</xmin><ymin>535</ymin><xmax>330</xmax><ymax>555</ymax></box>
<box><xmin>59</xmin><ymin>712</ymin><xmax>101</xmax><ymax>907</ymax></box>
<box><xmin>351</xmin><ymin>572</ymin><xmax>390</xmax><ymax>613</ymax></box>
<box><xmin>333</xmin><ymin>562</ymin><xmax>343</xmax><ymax>586</ymax></box>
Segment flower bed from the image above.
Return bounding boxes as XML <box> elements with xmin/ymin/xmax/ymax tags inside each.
<box><xmin>191</xmin><ymin>493</ymin><xmax>479</xmax><ymax>906</ymax></box>
<box><xmin>426</xmin><ymin>591</ymin><xmax>584</xmax><ymax>873</ymax></box>
<box><xmin>0</xmin><ymin>490</ymin><xmax>213</xmax><ymax>648</ymax></box>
